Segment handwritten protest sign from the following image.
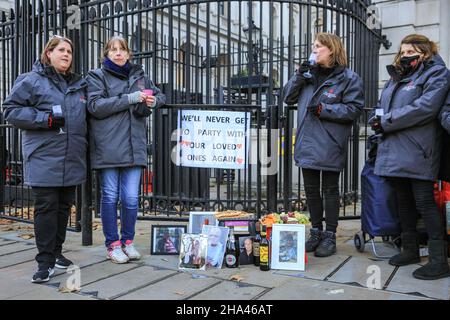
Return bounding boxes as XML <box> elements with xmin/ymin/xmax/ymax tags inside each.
<box><xmin>177</xmin><ymin>110</ymin><xmax>250</xmax><ymax>169</ymax></box>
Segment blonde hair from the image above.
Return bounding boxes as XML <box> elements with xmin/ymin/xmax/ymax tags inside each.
<box><xmin>315</xmin><ymin>33</ymin><xmax>347</xmax><ymax>67</ymax></box>
<box><xmin>102</xmin><ymin>36</ymin><xmax>132</xmax><ymax>62</ymax></box>
<box><xmin>40</xmin><ymin>35</ymin><xmax>74</xmax><ymax>73</ymax></box>
<box><xmin>393</xmin><ymin>34</ymin><xmax>438</xmax><ymax>68</ymax></box>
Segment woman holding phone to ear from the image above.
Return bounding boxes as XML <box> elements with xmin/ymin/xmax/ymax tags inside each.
<box><xmin>371</xmin><ymin>34</ymin><xmax>450</xmax><ymax>280</ymax></box>
<box><xmin>86</xmin><ymin>36</ymin><xmax>165</xmax><ymax>264</ymax></box>
<box><xmin>283</xmin><ymin>33</ymin><xmax>364</xmax><ymax>257</ymax></box>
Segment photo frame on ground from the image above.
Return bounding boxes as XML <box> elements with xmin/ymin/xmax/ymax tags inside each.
<box><xmin>270</xmin><ymin>224</ymin><xmax>305</xmax><ymax>271</ymax></box>
<box><xmin>188</xmin><ymin>212</ymin><xmax>218</xmax><ymax>234</ymax></box>
<box><xmin>201</xmin><ymin>225</ymin><xmax>230</xmax><ymax>269</ymax></box>
<box><xmin>151</xmin><ymin>225</ymin><xmax>186</xmax><ymax>255</ymax></box>
<box><xmin>238</xmin><ymin>236</ymin><xmax>255</xmax><ymax>265</ymax></box>
<box><xmin>178</xmin><ymin>233</ymin><xmax>208</xmax><ymax>271</ymax></box>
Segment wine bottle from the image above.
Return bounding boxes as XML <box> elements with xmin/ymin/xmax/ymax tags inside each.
<box><xmin>225</xmin><ymin>229</ymin><xmax>239</xmax><ymax>268</ymax></box>
<box><xmin>260</xmin><ymin>225</ymin><xmax>270</xmax><ymax>271</ymax></box>
<box><xmin>253</xmin><ymin>222</ymin><xmax>261</xmax><ymax>266</ymax></box>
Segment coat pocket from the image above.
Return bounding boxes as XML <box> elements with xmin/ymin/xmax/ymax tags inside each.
<box><xmin>405</xmin><ymin>131</ymin><xmax>431</xmax><ymax>159</ymax></box>
<box><xmin>320</xmin><ymin>121</ymin><xmax>349</xmax><ymax>154</ymax></box>
<box><xmin>22</xmin><ymin>131</ymin><xmax>57</xmax><ymax>161</ymax></box>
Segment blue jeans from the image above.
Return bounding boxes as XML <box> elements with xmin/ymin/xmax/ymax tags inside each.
<box><xmin>100</xmin><ymin>167</ymin><xmax>142</xmax><ymax>247</ymax></box>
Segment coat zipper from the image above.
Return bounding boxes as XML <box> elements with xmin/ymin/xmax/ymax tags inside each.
<box><xmin>62</xmin><ymin>85</ymin><xmax>83</xmax><ymax>186</ymax></box>
<box><xmin>127</xmin><ymin>76</ymin><xmax>143</xmax><ymax>164</ymax></box>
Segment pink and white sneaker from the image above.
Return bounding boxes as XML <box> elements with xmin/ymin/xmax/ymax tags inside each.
<box><xmin>107</xmin><ymin>241</ymin><xmax>129</xmax><ymax>264</ymax></box>
<box><xmin>122</xmin><ymin>240</ymin><xmax>141</xmax><ymax>260</ymax></box>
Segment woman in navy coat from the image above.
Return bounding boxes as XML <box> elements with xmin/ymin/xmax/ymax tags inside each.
<box><xmin>4</xmin><ymin>36</ymin><xmax>87</xmax><ymax>283</ymax></box>
<box><xmin>371</xmin><ymin>34</ymin><xmax>450</xmax><ymax>280</ymax></box>
<box><xmin>284</xmin><ymin>33</ymin><xmax>364</xmax><ymax>257</ymax></box>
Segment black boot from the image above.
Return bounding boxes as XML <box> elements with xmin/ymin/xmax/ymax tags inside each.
<box><xmin>389</xmin><ymin>232</ymin><xmax>420</xmax><ymax>266</ymax></box>
<box><xmin>315</xmin><ymin>231</ymin><xmax>336</xmax><ymax>257</ymax></box>
<box><xmin>305</xmin><ymin>228</ymin><xmax>322</xmax><ymax>252</ymax></box>
<box><xmin>412</xmin><ymin>240</ymin><xmax>450</xmax><ymax>280</ymax></box>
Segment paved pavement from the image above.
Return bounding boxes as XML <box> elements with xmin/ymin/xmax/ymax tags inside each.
<box><xmin>0</xmin><ymin>219</ymin><xmax>449</xmax><ymax>300</ymax></box>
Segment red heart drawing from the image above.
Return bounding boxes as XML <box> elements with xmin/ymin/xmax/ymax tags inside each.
<box><xmin>236</xmin><ymin>144</ymin><xmax>242</xmax><ymax>149</ymax></box>
<box><xmin>237</xmin><ymin>158</ymin><xmax>243</xmax><ymax>164</ymax></box>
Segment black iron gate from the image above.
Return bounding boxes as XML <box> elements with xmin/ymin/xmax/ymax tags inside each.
<box><xmin>0</xmin><ymin>0</ymin><xmax>389</xmax><ymax>235</ymax></box>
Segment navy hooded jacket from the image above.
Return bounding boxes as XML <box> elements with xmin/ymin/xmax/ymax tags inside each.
<box><xmin>3</xmin><ymin>60</ymin><xmax>87</xmax><ymax>187</ymax></box>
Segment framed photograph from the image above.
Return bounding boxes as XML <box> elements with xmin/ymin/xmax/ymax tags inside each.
<box><xmin>178</xmin><ymin>233</ymin><xmax>208</xmax><ymax>271</ymax></box>
<box><xmin>188</xmin><ymin>212</ymin><xmax>218</xmax><ymax>234</ymax></box>
<box><xmin>271</xmin><ymin>224</ymin><xmax>306</xmax><ymax>271</ymax></box>
<box><xmin>238</xmin><ymin>236</ymin><xmax>255</xmax><ymax>265</ymax></box>
<box><xmin>151</xmin><ymin>225</ymin><xmax>186</xmax><ymax>255</ymax></box>
<box><xmin>201</xmin><ymin>225</ymin><xmax>230</xmax><ymax>269</ymax></box>
<box><xmin>219</xmin><ymin>219</ymin><xmax>257</xmax><ymax>235</ymax></box>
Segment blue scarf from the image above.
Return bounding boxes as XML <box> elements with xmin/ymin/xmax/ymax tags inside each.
<box><xmin>103</xmin><ymin>57</ymin><xmax>132</xmax><ymax>78</ymax></box>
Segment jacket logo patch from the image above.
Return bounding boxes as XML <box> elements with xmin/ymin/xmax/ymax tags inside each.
<box><xmin>80</xmin><ymin>96</ymin><xmax>87</xmax><ymax>103</ymax></box>
<box><xmin>403</xmin><ymin>81</ymin><xmax>416</xmax><ymax>91</ymax></box>
<box><xmin>323</xmin><ymin>88</ymin><xmax>337</xmax><ymax>99</ymax></box>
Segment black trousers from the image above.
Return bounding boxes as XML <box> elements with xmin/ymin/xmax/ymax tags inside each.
<box><xmin>302</xmin><ymin>168</ymin><xmax>341</xmax><ymax>233</ymax></box>
<box><xmin>388</xmin><ymin>178</ymin><xmax>446</xmax><ymax>241</ymax></box>
<box><xmin>32</xmin><ymin>186</ymin><xmax>76</xmax><ymax>269</ymax></box>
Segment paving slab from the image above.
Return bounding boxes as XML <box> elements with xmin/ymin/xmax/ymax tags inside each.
<box><xmin>61</xmin><ymin>244</ymin><xmax>109</xmax><ymax>260</ymax></box>
<box><xmin>0</xmin><ymin>239</ymin><xmax>16</xmax><ymax>245</ymax></box>
<box><xmin>142</xmin><ymin>255</ymin><xmax>292</xmax><ymax>288</ymax></box>
<box><xmin>140</xmin><ymin>254</ymin><xmax>180</xmax><ymax>270</ymax></box>
<box><xmin>49</xmin><ymin>260</ymin><xmax>138</xmax><ymax>288</ymax></box>
<box><xmin>1</xmin><ymin>260</ymin><xmax>66</xmax><ymax>281</ymax></box>
<box><xmin>258</xmin><ymin>277</ymin><xmax>429</xmax><ymax>300</ymax></box>
<box><xmin>5</xmin><ymin>284</ymin><xmax>95</xmax><ymax>300</ymax></box>
<box><xmin>385</xmin><ymin>264</ymin><xmax>450</xmax><ymax>300</ymax></box>
<box><xmin>0</xmin><ymin>248</ymin><xmax>39</xmax><ymax>268</ymax></box>
<box><xmin>0</xmin><ymin>232</ymin><xmax>36</xmax><ymax>245</ymax></box>
<box><xmin>1</xmin><ymin>220</ymin><xmax>447</xmax><ymax>300</ymax></box>
<box><xmin>327</xmin><ymin>256</ymin><xmax>396</xmax><ymax>288</ymax></box>
<box><xmin>80</xmin><ymin>265</ymin><xmax>178</xmax><ymax>299</ymax></box>
<box><xmin>0</xmin><ymin>246</ymin><xmax>106</xmax><ymax>282</ymax></box>
<box><xmin>117</xmin><ymin>272</ymin><xmax>221</xmax><ymax>300</ymax></box>
<box><xmin>273</xmin><ymin>253</ymin><xmax>351</xmax><ymax>281</ymax></box>
<box><xmin>341</xmin><ymin>238</ymin><xmax>400</xmax><ymax>259</ymax></box>
<box><xmin>0</xmin><ymin>271</ymin><xmax>40</xmax><ymax>299</ymax></box>
<box><xmin>200</xmin><ymin>265</ymin><xmax>254</xmax><ymax>281</ymax></box>
<box><xmin>190</xmin><ymin>280</ymin><xmax>267</xmax><ymax>300</ymax></box>
<box><xmin>0</xmin><ymin>242</ymin><xmax>35</xmax><ymax>256</ymax></box>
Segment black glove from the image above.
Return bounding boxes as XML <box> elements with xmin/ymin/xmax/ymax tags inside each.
<box><xmin>307</xmin><ymin>103</ymin><xmax>322</xmax><ymax>117</ymax></box>
<box><xmin>370</xmin><ymin>115</ymin><xmax>383</xmax><ymax>134</ymax></box>
<box><xmin>133</xmin><ymin>102</ymin><xmax>152</xmax><ymax>118</ymax></box>
<box><xmin>48</xmin><ymin>113</ymin><xmax>65</xmax><ymax>130</ymax></box>
<box><xmin>298</xmin><ymin>60</ymin><xmax>313</xmax><ymax>74</ymax></box>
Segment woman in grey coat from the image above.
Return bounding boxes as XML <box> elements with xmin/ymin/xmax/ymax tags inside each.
<box><xmin>3</xmin><ymin>36</ymin><xmax>87</xmax><ymax>283</ymax></box>
<box><xmin>283</xmin><ymin>33</ymin><xmax>364</xmax><ymax>257</ymax></box>
<box><xmin>371</xmin><ymin>34</ymin><xmax>450</xmax><ymax>280</ymax></box>
<box><xmin>86</xmin><ymin>36</ymin><xmax>165</xmax><ymax>264</ymax></box>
